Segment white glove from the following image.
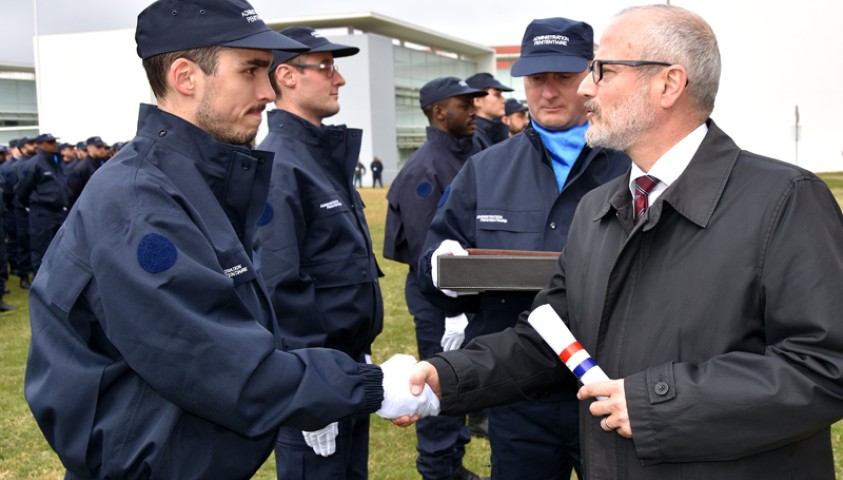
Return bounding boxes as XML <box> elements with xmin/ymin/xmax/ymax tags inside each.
<box><xmin>431</xmin><ymin>240</ymin><xmax>469</xmax><ymax>298</ymax></box>
<box><xmin>376</xmin><ymin>354</ymin><xmax>440</xmax><ymax>419</ymax></box>
<box><xmin>302</xmin><ymin>422</ymin><xmax>338</xmax><ymax>457</ymax></box>
<box><xmin>440</xmin><ymin>313</ymin><xmax>468</xmax><ymax>351</ymax></box>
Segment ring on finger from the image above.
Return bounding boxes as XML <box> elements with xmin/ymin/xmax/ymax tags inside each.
<box><xmin>603</xmin><ymin>417</ymin><xmax>614</xmax><ymax>430</ymax></box>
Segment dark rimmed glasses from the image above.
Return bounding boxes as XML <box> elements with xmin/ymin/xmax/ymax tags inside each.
<box><xmin>289</xmin><ymin>62</ymin><xmax>338</xmax><ymax>78</ymax></box>
<box><xmin>588</xmin><ymin>60</ymin><xmax>672</xmax><ymax>84</ymax></box>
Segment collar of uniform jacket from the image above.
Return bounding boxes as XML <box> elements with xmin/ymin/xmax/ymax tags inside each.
<box><xmin>265</xmin><ymin>108</ymin><xmax>363</xmax><ymax>181</ymax></box>
<box><xmin>135</xmin><ymin>103</ymin><xmax>274</xmax><ymax>246</ymax></box>
<box><xmin>597</xmin><ymin>119</ymin><xmax>738</xmax><ymax>230</ymax></box>
<box><xmin>425</xmin><ymin>126</ymin><xmax>476</xmax><ymax>160</ymax></box>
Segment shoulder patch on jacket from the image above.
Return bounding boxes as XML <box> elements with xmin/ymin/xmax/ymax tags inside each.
<box><xmin>137</xmin><ymin>233</ymin><xmax>177</xmax><ymax>273</ymax></box>
<box><xmin>416</xmin><ymin>181</ymin><xmax>433</xmax><ymax>198</ymax></box>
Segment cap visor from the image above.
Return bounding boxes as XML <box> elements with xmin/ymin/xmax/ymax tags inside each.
<box><xmin>223</xmin><ymin>30</ymin><xmax>310</xmax><ymax>53</ymax></box>
<box><xmin>309</xmin><ymin>44</ymin><xmax>360</xmax><ymax>58</ymax></box>
<box><xmin>511</xmin><ymin>55</ymin><xmax>588</xmax><ymax>77</ymax></box>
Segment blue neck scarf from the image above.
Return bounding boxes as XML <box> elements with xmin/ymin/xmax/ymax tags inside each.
<box><xmin>532</xmin><ymin>120</ymin><xmax>588</xmax><ymax>192</ymax></box>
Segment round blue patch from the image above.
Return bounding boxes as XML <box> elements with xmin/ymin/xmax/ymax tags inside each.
<box><xmin>257</xmin><ymin>203</ymin><xmax>274</xmax><ymax>227</ymax></box>
<box><xmin>137</xmin><ymin>233</ymin><xmax>177</xmax><ymax>273</ymax></box>
<box><xmin>416</xmin><ymin>181</ymin><xmax>433</xmax><ymax>198</ymax></box>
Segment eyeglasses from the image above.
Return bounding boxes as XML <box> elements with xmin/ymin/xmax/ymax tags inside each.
<box><xmin>588</xmin><ymin>60</ymin><xmax>672</xmax><ymax>84</ymax></box>
<box><xmin>289</xmin><ymin>62</ymin><xmax>338</xmax><ymax>78</ymax></box>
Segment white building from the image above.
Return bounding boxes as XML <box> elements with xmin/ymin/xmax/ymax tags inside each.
<box><xmin>32</xmin><ymin>12</ymin><xmax>495</xmax><ymax>185</ymax></box>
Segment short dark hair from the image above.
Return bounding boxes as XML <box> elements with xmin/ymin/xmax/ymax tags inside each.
<box><xmin>142</xmin><ymin>46</ymin><xmax>223</xmax><ymax>100</ymax></box>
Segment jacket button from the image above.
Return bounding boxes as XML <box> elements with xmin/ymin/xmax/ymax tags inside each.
<box><xmin>654</xmin><ymin>381</ymin><xmax>670</xmax><ymax>396</ymax></box>
<box><xmin>549</xmin><ymin>222</ymin><xmax>557</xmax><ymax>230</ymax></box>
<box><xmin>158</xmin><ymin>130</ymin><xmax>167</xmax><ymax>137</ymax></box>
<box><xmin>361</xmin><ymin>270</ymin><xmax>367</xmax><ymax>277</ymax></box>
<box><xmin>241</xmin><ymin>162</ymin><xmax>250</xmax><ymax>171</ymax></box>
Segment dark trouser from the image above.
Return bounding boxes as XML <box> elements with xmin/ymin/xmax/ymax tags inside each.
<box><xmin>406</xmin><ymin>272</ymin><xmax>471</xmax><ymax>480</ymax></box>
<box><xmin>488</xmin><ymin>397</ymin><xmax>580</xmax><ymax>480</ymax></box>
<box><xmin>3</xmin><ymin>204</ymin><xmax>17</xmax><ymax>276</ymax></box>
<box><xmin>372</xmin><ymin>174</ymin><xmax>382</xmax><ymax>188</ymax></box>
<box><xmin>275</xmin><ymin>412</ymin><xmax>370</xmax><ymax>480</ymax></box>
<box><xmin>14</xmin><ymin>206</ymin><xmax>31</xmax><ymax>277</ymax></box>
<box><xmin>28</xmin><ymin>206</ymin><xmax>66</xmax><ymax>274</ymax></box>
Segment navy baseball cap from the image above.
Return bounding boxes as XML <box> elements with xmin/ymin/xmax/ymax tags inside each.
<box><xmin>35</xmin><ymin>133</ymin><xmax>58</xmax><ymax>143</ymax></box>
<box><xmin>135</xmin><ymin>0</ymin><xmax>309</xmax><ymax>59</ymax></box>
<box><xmin>0</xmin><ymin>146</ymin><xmax>8</xmax><ymax>154</ymax></box>
<box><xmin>58</xmin><ymin>142</ymin><xmax>73</xmax><ymax>150</ymax></box>
<box><xmin>466</xmin><ymin>73</ymin><xmax>514</xmax><ymax>92</ymax></box>
<box><xmin>86</xmin><ymin>136</ymin><xmax>108</xmax><ymax>148</ymax></box>
<box><xmin>419</xmin><ymin>77</ymin><xmax>487</xmax><ymax>109</ymax></box>
<box><xmin>504</xmin><ymin>98</ymin><xmax>529</xmax><ymax>116</ymax></box>
<box><xmin>8</xmin><ymin>139</ymin><xmax>17</xmax><ymax>148</ymax></box>
<box><xmin>511</xmin><ymin>18</ymin><xmax>594</xmax><ymax>77</ymax></box>
<box><xmin>272</xmin><ymin>26</ymin><xmax>360</xmax><ymax>70</ymax></box>
<box><xmin>76</xmin><ymin>141</ymin><xmax>86</xmax><ymax>150</ymax></box>
<box><xmin>18</xmin><ymin>136</ymin><xmax>34</xmax><ymax>145</ymax></box>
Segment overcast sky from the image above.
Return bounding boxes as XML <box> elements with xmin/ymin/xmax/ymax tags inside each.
<box><xmin>3</xmin><ymin>0</ymin><xmax>664</xmax><ymax>65</ymax></box>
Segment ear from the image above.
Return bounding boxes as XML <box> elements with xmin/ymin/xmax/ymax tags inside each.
<box><xmin>168</xmin><ymin>57</ymin><xmax>200</xmax><ymax>97</ymax></box>
<box><xmin>500</xmin><ymin>115</ymin><xmax>511</xmax><ymax>126</ymax></box>
<box><xmin>275</xmin><ymin>64</ymin><xmax>297</xmax><ymax>89</ymax></box>
<box><xmin>658</xmin><ymin>65</ymin><xmax>688</xmax><ymax>109</ymax></box>
<box><xmin>433</xmin><ymin>103</ymin><xmax>448</xmax><ymax>121</ymax></box>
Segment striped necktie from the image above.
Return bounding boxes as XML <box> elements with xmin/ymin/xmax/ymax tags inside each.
<box><xmin>633</xmin><ymin>175</ymin><xmax>659</xmax><ymax>223</ymax></box>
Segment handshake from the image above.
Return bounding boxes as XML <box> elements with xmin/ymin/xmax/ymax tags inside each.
<box><xmin>375</xmin><ymin>354</ymin><xmax>440</xmax><ymax>420</ymax></box>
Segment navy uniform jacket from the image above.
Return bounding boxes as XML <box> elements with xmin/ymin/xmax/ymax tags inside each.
<box><xmin>472</xmin><ymin>116</ymin><xmax>508</xmax><ymax>151</ymax></box>
<box><xmin>14</xmin><ymin>150</ymin><xmax>69</xmax><ymax>209</ymax></box>
<box><xmin>11</xmin><ymin>154</ymin><xmax>34</xmax><ymax>209</ymax></box>
<box><xmin>0</xmin><ymin>157</ymin><xmax>18</xmax><ymax>211</ymax></box>
<box><xmin>428</xmin><ymin>121</ymin><xmax>843</xmax><ymax>479</ymax></box>
<box><xmin>384</xmin><ymin>127</ymin><xmax>476</xmax><ymax>268</ymax></box>
<box><xmin>67</xmin><ymin>155</ymin><xmax>103</xmax><ymax>205</ymax></box>
<box><xmin>25</xmin><ymin>105</ymin><xmax>383</xmax><ymax>480</ymax></box>
<box><xmin>255</xmin><ymin>109</ymin><xmax>383</xmax><ymax>359</ymax></box>
<box><xmin>418</xmin><ymin>123</ymin><xmax>630</xmax><ymax>342</ymax></box>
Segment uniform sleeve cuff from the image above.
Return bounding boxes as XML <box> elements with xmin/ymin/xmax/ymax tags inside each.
<box><xmin>359</xmin><ymin>363</ymin><xmax>385</xmax><ymax>413</ymax></box>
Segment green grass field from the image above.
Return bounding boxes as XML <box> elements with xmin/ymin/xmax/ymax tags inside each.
<box><xmin>3</xmin><ymin>177</ymin><xmax>843</xmax><ymax>478</ymax></box>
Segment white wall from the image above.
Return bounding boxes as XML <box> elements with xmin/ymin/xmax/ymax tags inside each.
<box><xmin>256</xmin><ymin>32</ymin><xmax>399</xmax><ymax>186</ymax></box>
<box><xmin>35</xmin><ymin>28</ymin><xmax>151</xmax><ymax>145</ymax></box>
<box><xmin>680</xmin><ymin>1</ymin><xmax>843</xmax><ymax>172</ymax></box>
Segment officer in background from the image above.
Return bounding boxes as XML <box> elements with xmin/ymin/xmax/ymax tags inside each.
<box><xmin>0</xmin><ymin>146</ymin><xmax>14</xmax><ymax>310</ymax></box>
<box><xmin>24</xmin><ymin>1</ymin><xmax>439</xmax><ymax>478</ymax></box>
<box><xmin>385</xmin><ymin>77</ymin><xmax>488</xmax><ymax>480</ymax></box>
<box><xmin>501</xmin><ymin>99</ymin><xmax>529</xmax><ymax>137</ymax></box>
<box><xmin>58</xmin><ymin>142</ymin><xmax>77</xmax><ymax>168</ymax></box>
<box><xmin>12</xmin><ymin>136</ymin><xmax>36</xmax><ymax>289</ymax></box>
<box><xmin>418</xmin><ymin>18</ymin><xmax>630</xmax><ymax>479</ymax></box>
<box><xmin>15</xmin><ymin>133</ymin><xmax>69</xmax><ymax>275</ymax></box>
<box><xmin>0</xmin><ymin>142</ymin><xmax>18</xmax><ymax>289</ymax></box>
<box><xmin>74</xmin><ymin>141</ymin><xmax>87</xmax><ymax>161</ymax></box>
<box><xmin>465</xmin><ymin>73</ymin><xmax>512</xmax><ymax>151</ymax></box>
<box><xmin>67</xmin><ymin>135</ymin><xmax>109</xmax><ymax>205</ymax></box>
<box><xmin>370</xmin><ymin>156</ymin><xmax>384</xmax><ymax>187</ymax></box>
<box><xmin>254</xmin><ymin>26</ymin><xmax>383</xmax><ymax>480</ymax></box>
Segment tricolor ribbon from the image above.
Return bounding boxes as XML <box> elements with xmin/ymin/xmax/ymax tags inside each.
<box><xmin>528</xmin><ymin>304</ymin><xmax>609</xmax><ymax>397</ymax></box>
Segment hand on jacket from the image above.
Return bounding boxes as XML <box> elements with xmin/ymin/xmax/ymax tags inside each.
<box><xmin>578</xmin><ymin>379</ymin><xmax>633</xmax><ymax>439</ymax></box>
<box><xmin>431</xmin><ymin>240</ymin><xmax>468</xmax><ymax>298</ymax></box>
<box><xmin>376</xmin><ymin>354</ymin><xmax>440</xmax><ymax>420</ymax></box>
<box><xmin>302</xmin><ymin>422</ymin><xmax>339</xmax><ymax>457</ymax></box>
<box><xmin>440</xmin><ymin>313</ymin><xmax>468</xmax><ymax>351</ymax></box>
